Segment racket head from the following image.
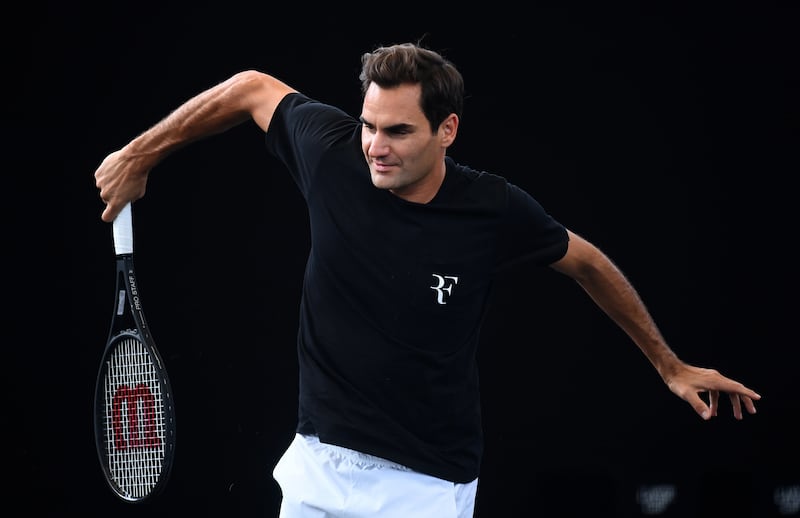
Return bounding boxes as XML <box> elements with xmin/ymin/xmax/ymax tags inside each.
<box><xmin>94</xmin><ymin>329</ymin><xmax>177</xmax><ymax>502</ymax></box>
<box><xmin>94</xmin><ymin>256</ymin><xmax>176</xmax><ymax>502</ymax></box>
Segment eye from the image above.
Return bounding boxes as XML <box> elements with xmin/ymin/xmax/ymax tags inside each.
<box><xmin>359</xmin><ymin>117</ymin><xmax>373</xmax><ymax>129</ymax></box>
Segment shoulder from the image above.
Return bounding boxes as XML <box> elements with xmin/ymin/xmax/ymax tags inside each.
<box><xmin>445</xmin><ymin>158</ymin><xmax>508</xmax><ymax>190</ymax></box>
<box><xmin>436</xmin><ymin>158</ymin><xmax>510</xmax><ymax>211</ymax></box>
<box><xmin>274</xmin><ymin>93</ymin><xmax>354</xmax><ymax>125</ymax></box>
<box><xmin>270</xmin><ymin>93</ymin><xmax>359</xmax><ymax>141</ymax></box>
<box><xmin>443</xmin><ymin>158</ymin><xmax>560</xmax><ymax>221</ymax></box>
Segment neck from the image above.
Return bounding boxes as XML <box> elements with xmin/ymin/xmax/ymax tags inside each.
<box><xmin>391</xmin><ymin>159</ymin><xmax>447</xmax><ymax>204</ymax></box>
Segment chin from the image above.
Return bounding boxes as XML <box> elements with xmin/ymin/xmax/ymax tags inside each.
<box><xmin>370</xmin><ymin>173</ymin><xmax>395</xmax><ymax>191</ymax></box>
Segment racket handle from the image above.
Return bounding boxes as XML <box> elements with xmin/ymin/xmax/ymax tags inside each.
<box><xmin>113</xmin><ymin>203</ymin><xmax>134</xmax><ymax>255</ymax></box>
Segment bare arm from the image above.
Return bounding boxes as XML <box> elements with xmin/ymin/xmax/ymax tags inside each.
<box><xmin>94</xmin><ymin>70</ymin><xmax>296</xmax><ymax>222</ymax></box>
<box><xmin>550</xmin><ymin>229</ymin><xmax>761</xmax><ymax>420</ymax></box>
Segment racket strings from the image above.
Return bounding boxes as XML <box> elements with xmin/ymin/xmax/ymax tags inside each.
<box><xmin>102</xmin><ymin>336</ymin><xmax>168</xmax><ymax>499</ymax></box>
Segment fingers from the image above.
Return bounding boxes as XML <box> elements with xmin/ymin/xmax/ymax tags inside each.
<box><xmin>720</xmin><ymin>379</ymin><xmax>760</xmax><ymax>419</ymax></box>
<box><xmin>743</xmin><ymin>387</ymin><xmax>762</xmax><ymax>402</ymax></box>
<box><xmin>684</xmin><ymin>385</ymin><xmax>759</xmax><ymax>421</ymax></box>
<box><xmin>743</xmin><ymin>395</ymin><xmax>758</xmax><ymax>415</ymax></box>
<box><xmin>693</xmin><ymin>389</ymin><xmax>759</xmax><ymax>421</ymax></box>
<box><xmin>701</xmin><ymin>370</ymin><xmax>761</xmax><ymax>419</ymax></box>
<box><xmin>727</xmin><ymin>393</ymin><xmax>758</xmax><ymax>420</ymax></box>
<box><xmin>708</xmin><ymin>390</ymin><xmax>719</xmax><ymax>418</ymax></box>
<box><xmin>96</xmin><ymin>178</ymin><xmax>142</xmax><ymax>223</ymax></box>
<box><xmin>97</xmin><ymin>187</ymin><xmax>119</xmax><ymax>223</ymax></box>
<box><xmin>94</xmin><ymin>149</ymin><xmax>135</xmax><ymax>223</ymax></box>
<box><xmin>728</xmin><ymin>392</ymin><xmax>743</xmax><ymax>420</ymax></box>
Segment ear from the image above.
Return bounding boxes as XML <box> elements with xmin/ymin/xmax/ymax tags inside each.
<box><xmin>439</xmin><ymin>113</ymin><xmax>459</xmax><ymax>148</ymax></box>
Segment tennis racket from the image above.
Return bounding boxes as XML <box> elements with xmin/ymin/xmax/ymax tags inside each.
<box><xmin>94</xmin><ymin>202</ymin><xmax>176</xmax><ymax>502</ymax></box>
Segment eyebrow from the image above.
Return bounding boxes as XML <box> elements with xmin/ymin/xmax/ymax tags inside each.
<box><xmin>359</xmin><ymin>116</ymin><xmax>415</xmax><ymax>133</ymax></box>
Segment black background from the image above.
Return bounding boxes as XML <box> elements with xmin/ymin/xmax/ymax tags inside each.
<box><xmin>8</xmin><ymin>2</ymin><xmax>798</xmax><ymax>517</ymax></box>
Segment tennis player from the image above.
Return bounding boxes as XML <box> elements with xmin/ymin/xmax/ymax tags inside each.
<box><xmin>94</xmin><ymin>42</ymin><xmax>761</xmax><ymax>517</ymax></box>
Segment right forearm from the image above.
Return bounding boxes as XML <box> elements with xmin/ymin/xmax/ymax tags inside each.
<box><xmin>96</xmin><ymin>70</ymin><xmax>290</xmax><ymax>222</ymax></box>
<box><xmin>124</xmin><ymin>72</ymin><xmax>258</xmax><ymax>167</ymax></box>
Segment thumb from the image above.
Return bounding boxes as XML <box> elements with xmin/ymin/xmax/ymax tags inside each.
<box><xmin>687</xmin><ymin>393</ymin><xmax>711</xmax><ymax>420</ymax></box>
<box><xmin>101</xmin><ymin>201</ymin><xmax>123</xmax><ymax>223</ymax></box>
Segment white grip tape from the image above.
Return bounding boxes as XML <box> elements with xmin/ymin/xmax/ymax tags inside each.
<box><xmin>113</xmin><ymin>203</ymin><xmax>134</xmax><ymax>255</ymax></box>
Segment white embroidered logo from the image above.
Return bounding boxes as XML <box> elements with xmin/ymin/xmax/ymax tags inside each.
<box><xmin>430</xmin><ymin>274</ymin><xmax>459</xmax><ymax>304</ymax></box>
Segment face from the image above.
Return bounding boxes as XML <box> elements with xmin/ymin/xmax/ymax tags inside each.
<box><xmin>360</xmin><ymin>82</ymin><xmax>457</xmax><ymax>203</ymax></box>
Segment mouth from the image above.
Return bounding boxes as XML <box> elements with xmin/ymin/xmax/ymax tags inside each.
<box><xmin>371</xmin><ymin>161</ymin><xmax>396</xmax><ymax>174</ymax></box>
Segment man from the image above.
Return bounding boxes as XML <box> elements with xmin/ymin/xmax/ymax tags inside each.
<box><xmin>94</xmin><ymin>42</ymin><xmax>760</xmax><ymax>518</ymax></box>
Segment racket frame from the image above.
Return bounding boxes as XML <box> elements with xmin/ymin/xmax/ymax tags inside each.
<box><xmin>93</xmin><ymin>204</ymin><xmax>176</xmax><ymax>502</ymax></box>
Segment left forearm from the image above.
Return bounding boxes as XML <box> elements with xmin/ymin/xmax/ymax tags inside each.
<box><xmin>552</xmin><ymin>231</ymin><xmax>682</xmax><ymax>379</ymax></box>
<box><xmin>575</xmin><ymin>257</ymin><xmax>680</xmax><ymax>377</ymax></box>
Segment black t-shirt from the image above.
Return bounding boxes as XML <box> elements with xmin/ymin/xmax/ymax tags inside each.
<box><xmin>265</xmin><ymin>93</ymin><xmax>569</xmax><ymax>483</ymax></box>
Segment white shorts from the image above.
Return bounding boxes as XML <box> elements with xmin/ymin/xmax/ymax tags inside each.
<box><xmin>272</xmin><ymin>433</ymin><xmax>478</xmax><ymax>518</ymax></box>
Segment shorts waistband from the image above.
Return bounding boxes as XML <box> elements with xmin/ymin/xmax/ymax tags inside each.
<box><xmin>300</xmin><ymin>434</ymin><xmax>413</xmax><ymax>472</ymax></box>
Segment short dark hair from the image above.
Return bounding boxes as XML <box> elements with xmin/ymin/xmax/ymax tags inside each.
<box><xmin>360</xmin><ymin>42</ymin><xmax>464</xmax><ymax>133</ymax></box>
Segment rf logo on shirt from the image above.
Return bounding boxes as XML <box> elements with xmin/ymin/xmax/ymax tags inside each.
<box><xmin>430</xmin><ymin>274</ymin><xmax>459</xmax><ymax>304</ymax></box>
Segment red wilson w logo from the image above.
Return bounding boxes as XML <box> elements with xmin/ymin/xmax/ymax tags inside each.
<box><xmin>112</xmin><ymin>383</ymin><xmax>162</xmax><ymax>450</ymax></box>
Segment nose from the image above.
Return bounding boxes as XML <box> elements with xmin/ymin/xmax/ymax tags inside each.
<box><xmin>367</xmin><ymin>131</ymin><xmax>390</xmax><ymax>157</ymax></box>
